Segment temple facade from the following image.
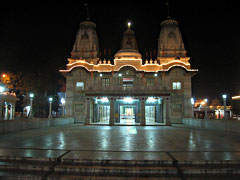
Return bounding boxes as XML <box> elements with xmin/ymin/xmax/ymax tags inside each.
<box><xmin>60</xmin><ymin>17</ymin><xmax>198</xmax><ymax>125</ymax></box>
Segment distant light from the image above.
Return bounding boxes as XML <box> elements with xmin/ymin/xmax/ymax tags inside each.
<box><xmin>49</xmin><ymin>97</ymin><xmax>53</xmax><ymax>102</ymax></box>
<box><xmin>124</xmin><ymin>97</ymin><xmax>133</xmax><ymax>103</ymax></box>
<box><xmin>101</xmin><ymin>97</ymin><xmax>109</xmax><ymax>103</ymax></box>
<box><xmin>118</xmin><ymin>73</ymin><xmax>122</xmax><ymax>77</ymax></box>
<box><xmin>2</xmin><ymin>74</ymin><xmax>6</xmax><ymax>78</ymax></box>
<box><xmin>191</xmin><ymin>98</ymin><xmax>194</xmax><ymax>105</ymax></box>
<box><xmin>154</xmin><ymin>73</ymin><xmax>158</xmax><ymax>77</ymax></box>
<box><xmin>222</xmin><ymin>94</ymin><xmax>227</xmax><ymax>99</ymax></box>
<box><xmin>146</xmin><ymin>97</ymin><xmax>156</xmax><ymax>103</ymax></box>
<box><xmin>99</xmin><ymin>73</ymin><xmax>103</xmax><ymax>77</ymax></box>
<box><xmin>128</xmin><ymin>22</ymin><xmax>131</xmax><ymax>29</ymax></box>
<box><xmin>29</xmin><ymin>93</ymin><xmax>34</xmax><ymax>98</ymax></box>
<box><xmin>0</xmin><ymin>86</ymin><xmax>4</xmax><ymax>93</ymax></box>
<box><xmin>201</xmin><ymin>101</ymin><xmax>205</xmax><ymax>105</ymax></box>
<box><xmin>204</xmin><ymin>99</ymin><xmax>208</xmax><ymax>103</ymax></box>
<box><xmin>232</xmin><ymin>95</ymin><xmax>240</xmax><ymax>100</ymax></box>
<box><xmin>61</xmin><ymin>98</ymin><xmax>65</xmax><ymax>105</ymax></box>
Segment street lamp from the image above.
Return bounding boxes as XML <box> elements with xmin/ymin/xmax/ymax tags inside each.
<box><xmin>48</xmin><ymin>97</ymin><xmax>53</xmax><ymax>118</ymax></box>
<box><xmin>204</xmin><ymin>98</ymin><xmax>208</xmax><ymax>119</ymax></box>
<box><xmin>29</xmin><ymin>93</ymin><xmax>34</xmax><ymax>119</ymax></box>
<box><xmin>191</xmin><ymin>98</ymin><xmax>195</xmax><ymax>118</ymax></box>
<box><xmin>61</xmin><ymin>98</ymin><xmax>65</xmax><ymax>116</ymax></box>
<box><xmin>222</xmin><ymin>94</ymin><xmax>227</xmax><ymax>120</ymax></box>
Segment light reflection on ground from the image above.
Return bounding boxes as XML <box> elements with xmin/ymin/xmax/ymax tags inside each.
<box><xmin>0</xmin><ymin>124</ymin><xmax>240</xmax><ymax>154</ymax></box>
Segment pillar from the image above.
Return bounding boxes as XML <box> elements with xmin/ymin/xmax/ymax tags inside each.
<box><xmin>12</xmin><ymin>104</ymin><xmax>15</xmax><ymax>120</ymax></box>
<box><xmin>140</xmin><ymin>98</ymin><xmax>146</xmax><ymax>126</ymax></box>
<box><xmin>9</xmin><ymin>104</ymin><xmax>13</xmax><ymax>120</ymax></box>
<box><xmin>85</xmin><ymin>97</ymin><xmax>92</xmax><ymax>125</ymax></box>
<box><xmin>4</xmin><ymin>103</ymin><xmax>8</xmax><ymax>120</ymax></box>
<box><xmin>163</xmin><ymin>97</ymin><xmax>171</xmax><ymax>126</ymax></box>
<box><xmin>110</xmin><ymin>97</ymin><xmax>115</xmax><ymax>125</ymax></box>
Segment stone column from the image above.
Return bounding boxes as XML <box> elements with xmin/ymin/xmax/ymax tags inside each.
<box><xmin>12</xmin><ymin>104</ymin><xmax>15</xmax><ymax>120</ymax></box>
<box><xmin>110</xmin><ymin>97</ymin><xmax>115</xmax><ymax>126</ymax></box>
<box><xmin>140</xmin><ymin>98</ymin><xmax>146</xmax><ymax>126</ymax></box>
<box><xmin>9</xmin><ymin>104</ymin><xmax>13</xmax><ymax>120</ymax></box>
<box><xmin>163</xmin><ymin>97</ymin><xmax>171</xmax><ymax>126</ymax></box>
<box><xmin>85</xmin><ymin>97</ymin><xmax>92</xmax><ymax>125</ymax></box>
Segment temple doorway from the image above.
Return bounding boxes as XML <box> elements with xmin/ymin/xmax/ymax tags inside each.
<box><xmin>119</xmin><ymin>105</ymin><xmax>136</xmax><ymax>124</ymax></box>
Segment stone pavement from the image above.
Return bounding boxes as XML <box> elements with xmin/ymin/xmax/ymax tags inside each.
<box><xmin>0</xmin><ymin>124</ymin><xmax>240</xmax><ymax>160</ymax></box>
<box><xmin>0</xmin><ymin>124</ymin><xmax>240</xmax><ymax>179</ymax></box>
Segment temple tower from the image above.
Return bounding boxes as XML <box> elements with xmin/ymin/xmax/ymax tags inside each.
<box><xmin>71</xmin><ymin>20</ymin><xmax>99</xmax><ymax>64</ymax></box>
<box><xmin>157</xmin><ymin>17</ymin><xmax>186</xmax><ymax>58</ymax></box>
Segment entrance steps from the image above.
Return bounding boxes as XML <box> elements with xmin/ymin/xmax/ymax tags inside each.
<box><xmin>0</xmin><ymin>157</ymin><xmax>240</xmax><ymax>179</ymax></box>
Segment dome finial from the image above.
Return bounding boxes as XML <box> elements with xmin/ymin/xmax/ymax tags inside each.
<box><xmin>127</xmin><ymin>22</ymin><xmax>131</xmax><ymax>29</ymax></box>
<box><xmin>165</xmin><ymin>1</ymin><xmax>171</xmax><ymax>19</ymax></box>
<box><xmin>84</xmin><ymin>3</ymin><xmax>90</xmax><ymax>20</ymax></box>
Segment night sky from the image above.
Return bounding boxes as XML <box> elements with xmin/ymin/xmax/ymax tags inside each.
<box><xmin>0</xmin><ymin>1</ymin><xmax>239</xmax><ymax>101</ymax></box>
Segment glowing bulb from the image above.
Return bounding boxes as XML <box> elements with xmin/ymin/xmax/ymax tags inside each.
<box><xmin>222</xmin><ymin>94</ymin><xmax>227</xmax><ymax>99</ymax></box>
<box><xmin>128</xmin><ymin>22</ymin><xmax>131</xmax><ymax>28</ymax></box>
<box><xmin>146</xmin><ymin>97</ymin><xmax>156</xmax><ymax>103</ymax></box>
<box><xmin>124</xmin><ymin>97</ymin><xmax>133</xmax><ymax>103</ymax></box>
<box><xmin>0</xmin><ymin>86</ymin><xmax>4</xmax><ymax>93</ymax></box>
<box><xmin>101</xmin><ymin>97</ymin><xmax>109</xmax><ymax>103</ymax></box>
<box><xmin>191</xmin><ymin>98</ymin><xmax>194</xmax><ymax>105</ymax></box>
<box><xmin>61</xmin><ymin>98</ymin><xmax>65</xmax><ymax>104</ymax></box>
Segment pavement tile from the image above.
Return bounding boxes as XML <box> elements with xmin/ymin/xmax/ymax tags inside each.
<box><xmin>0</xmin><ymin>149</ymin><xmax>67</xmax><ymax>160</ymax></box>
<box><xmin>62</xmin><ymin>151</ymin><xmax>171</xmax><ymax>161</ymax></box>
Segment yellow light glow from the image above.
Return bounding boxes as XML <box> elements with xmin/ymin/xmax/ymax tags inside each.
<box><xmin>232</xmin><ymin>96</ymin><xmax>240</xmax><ymax>100</ymax></box>
<box><xmin>60</xmin><ymin>58</ymin><xmax>198</xmax><ymax>73</ymax></box>
<box><xmin>2</xmin><ymin>74</ymin><xmax>6</xmax><ymax>78</ymax></box>
<box><xmin>128</xmin><ymin>22</ymin><xmax>131</xmax><ymax>28</ymax></box>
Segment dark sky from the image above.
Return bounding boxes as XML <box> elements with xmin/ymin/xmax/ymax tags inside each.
<box><xmin>0</xmin><ymin>1</ymin><xmax>239</xmax><ymax>100</ymax></box>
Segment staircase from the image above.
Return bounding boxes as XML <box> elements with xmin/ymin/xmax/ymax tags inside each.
<box><xmin>0</xmin><ymin>156</ymin><xmax>240</xmax><ymax>179</ymax></box>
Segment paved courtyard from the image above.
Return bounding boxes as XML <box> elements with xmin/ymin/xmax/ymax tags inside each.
<box><xmin>0</xmin><ymin>124</ymin><xmax>240</xmax><ymax>161</ymax></box>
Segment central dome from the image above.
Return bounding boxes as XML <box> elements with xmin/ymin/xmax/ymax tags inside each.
<box><xmin>114</xmin><ymin>27</ymin><xmax>142</xmax><ymax>59</ymax></box>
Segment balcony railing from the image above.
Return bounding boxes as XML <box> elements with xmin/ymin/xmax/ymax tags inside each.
<box><xmin>85</xmin><ymin>85</ymin><xmax>166</xmax><ymax>92</ymax></box>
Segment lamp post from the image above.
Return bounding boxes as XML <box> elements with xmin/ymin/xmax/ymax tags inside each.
<box><xmin>29</xmin><ymin>93</ymin><xmax>34</xmax><ymax>119</ymax></box>
<box><xmin>61</xmin><ymin>98</ymin><xmax>65</xmax><ymax>116</ymax></box>
<box><xmin>0</xmin><ymin>86</ymin><xmax>5</xmax><ymax>120</ymax></box>
<box><xmin>48</xmin><ymin>97</ymin><xmax>53</xmax><ymax>118</ymax></box>
<box><xmin>222</xmin><ymin>94</ymin><xmax>227</xmax><ymax>120</ymax></box>
<box><xmin>204</xmin><ymin>98</ymin><xmax>208</xmax><ymax>119</ymax></box>
<box><xmin>191</xmin><ymin>98</ymin><xmax>194</xmax><ymax>118</ymax></box>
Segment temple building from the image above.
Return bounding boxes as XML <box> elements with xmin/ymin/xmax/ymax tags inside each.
<box><xmin>60</xmin><ymin>17</ymin><xmax>198</xmax><ymax>125</ymax></box>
